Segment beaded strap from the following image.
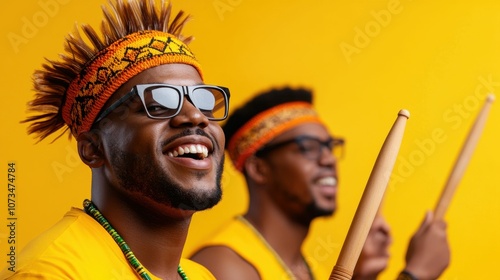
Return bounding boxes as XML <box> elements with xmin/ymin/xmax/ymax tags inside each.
<box><xmin>83</xmin><ymin>199</ymin><xmax>188</xmax><ymax>280</ymax></box>
<box><xmin>397</xmin><ymin>270</ymin><xmax>419</xmax><ymax>280</ymax></box>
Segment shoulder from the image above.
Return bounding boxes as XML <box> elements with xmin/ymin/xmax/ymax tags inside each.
<box><xmin>190</xmin><ymin>246</ymin><xmax>260</xmax><ymax>280</ymax></box>
<box><xmin>1</xmin><ymin>208</ymin><xmax>128</xmax><ymax>279</ymax></box>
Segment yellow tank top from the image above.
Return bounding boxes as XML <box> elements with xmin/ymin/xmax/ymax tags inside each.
<box><xmin>190</xmin><ymin>216</ymin><xmax>330</xmax><ymax>280</ymax></box>
<box><xmin>0</xmin><ymin>207</ymin><xmax>215</xmax><ymax>280</ymax></box>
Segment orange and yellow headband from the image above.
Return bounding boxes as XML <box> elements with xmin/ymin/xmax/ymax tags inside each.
<box><xmin>62</xmin><ymin>30</ymin><xmax>203</xmax><ymax>136</ymax></box>
<box><xmin>227</xmin><ymin>102</ymin><xmax>322</xmax><ymax>171</ymax></box>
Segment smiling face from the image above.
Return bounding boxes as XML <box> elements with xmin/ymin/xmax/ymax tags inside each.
<box><xmin>93</xmin><ymin>63</ymin><xmax>225</xmax><ymax>213</ymax></box>
<box><xmin>257</xmin><ymin>123</ymin><xmax>339</xmax><ymax>223</ymax></box>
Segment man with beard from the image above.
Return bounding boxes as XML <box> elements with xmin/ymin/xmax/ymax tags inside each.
<box><xmin>190</xmin><ymin>87</ymin><xmax>449</xmax><ymax>280</ymax></box>
<box><xmin>0</xmin><ymin>0</ymin><xmax>229</xmax><ymax>279</ymax></box>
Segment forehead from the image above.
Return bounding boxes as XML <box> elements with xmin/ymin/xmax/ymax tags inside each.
<box><xmin>107</xmin><ymin>63</ymin><xmax>203</xmax><ymax>103</ymax></box>
<box><xmin>272</xmin><ymin>123</ymin><xmax>331</xmax><ymax>142</ymax></box>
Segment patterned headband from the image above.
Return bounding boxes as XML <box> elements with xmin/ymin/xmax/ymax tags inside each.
<box><xmin>227</xmin><ymin>102</ymin><xmax>322</xmax><ymax>171</ymax></box>
<box><xmin>62</xmin><ymin>30</ymin><xmax>203</xmax><ymax>136</ymax></box>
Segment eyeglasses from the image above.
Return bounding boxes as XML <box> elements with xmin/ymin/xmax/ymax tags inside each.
<box><xmin>94</xmin><ymin>84</ymin><xmax>230</xmax><ymax>123</ymax></box>
<box><xmin>255</xmin><ymin>135</ymin><xmax>345</xmax><ymax>161</ymax></box>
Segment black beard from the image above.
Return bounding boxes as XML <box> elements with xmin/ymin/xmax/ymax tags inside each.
<box><xmin>305</xmin><ymin>202</ymin><xmax>335</xmax><ymax>219</ymax></box>
<box><xmin>110</xmin><ymin>144</ymin><xmax>224</xmax><ymax>211</ymax></box>
<box><xmin>277</xmin><ymin>186</ymin><xmax>335</xmax><ymax>225</ymax></box>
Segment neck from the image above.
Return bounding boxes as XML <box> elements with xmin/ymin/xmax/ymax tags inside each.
<box><xmin>90</xmin><ymin>183</ymin><xmax>193</xmax><ymax>279</ymax></box>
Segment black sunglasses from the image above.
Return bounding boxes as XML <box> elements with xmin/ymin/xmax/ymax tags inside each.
<box><xmin>94</xmin><ymin>83</ymin><xmax>230</xmax><ymax>124</ymax></box>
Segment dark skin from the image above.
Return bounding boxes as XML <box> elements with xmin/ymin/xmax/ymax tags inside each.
<box><xmin>77</xmin><ymin>64</ymin><xmax>225</xmax><ymax>279</ymax></box>
<box><xmin>353</xmin><ymin>215</ymin><xmax>392</xmax><ymax>280</ymax></box>
<box><xmin>403</xmin><ymin>211</ymin><xmax>450</xmax><ymax>280</ymax></box>
<box><xmin>192</xmin><ymin>123</ymin><xmax>338</xmax><ymax>280</ymax></box>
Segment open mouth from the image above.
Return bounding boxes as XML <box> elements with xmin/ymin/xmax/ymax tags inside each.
<box><xmin>166</xmin><ymin>144</ymin><xmax>209</xmax><ymax>160</ymax></box>
<box><xmin>316</xmin><ymin>176</ymin><xmax>337</xmax><ymax>186</ymax></box>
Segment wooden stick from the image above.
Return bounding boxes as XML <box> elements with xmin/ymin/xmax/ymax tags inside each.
<box><xmin>329</xmin><ymin>109</ymin><xmax>410</xmax><ymax>280</ymax></box>
<box><xmin>434</xmin><ymin>94</ymin><xmax>495</xmax><ymax>220</ymax></box>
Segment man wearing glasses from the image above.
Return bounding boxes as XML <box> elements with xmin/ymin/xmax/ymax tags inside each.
<box><xmin>1</xmin><ymin>0</ymin><xmax>228</xmax><ymax>279</ymax></box>
<box><xmin>190</xmin><ymin>87</ymin><xmax>449</xmax><ymax>280</ymax></box>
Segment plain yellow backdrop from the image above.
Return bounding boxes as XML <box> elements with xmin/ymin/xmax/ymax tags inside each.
<box><xmin>1</xmin><ymin>1</ymin><xmax>499</xmax><ymax>279</ymax></box>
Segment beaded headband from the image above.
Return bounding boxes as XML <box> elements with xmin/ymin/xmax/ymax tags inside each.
<box><xmin>227</xmin><ymin>102</ymin><xmax>322</xmax><ymax>171</ymax></box>
<box><xmin>62</xmin><ymin>30</ymin><xmax>203</xmax><ymax>136</ymax></box>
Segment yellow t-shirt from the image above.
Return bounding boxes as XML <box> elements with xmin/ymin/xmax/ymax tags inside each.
<box><xmin>0</xmin><ymin>208</ymin><xmax>214</xmax><ymax>280</ymax></box>
<box><xmin>190</xmin><ymin>216</ymin><xmax>330</xmax><ymax>280</ymax></box>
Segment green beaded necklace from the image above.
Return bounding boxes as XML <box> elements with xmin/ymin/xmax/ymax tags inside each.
<box><xmin>83</xmin><ymin>199</ymin><xmax>188</xmax><ymax>280</ymax></box>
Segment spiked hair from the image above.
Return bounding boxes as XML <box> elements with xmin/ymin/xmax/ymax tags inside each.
<box><xmin>23</xmin><ymin>0</ymin><xmax>195</xmax><ymax>142</ymax></box>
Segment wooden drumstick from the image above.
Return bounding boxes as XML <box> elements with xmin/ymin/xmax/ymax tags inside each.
<box><xmin>329</xmin><ymin>109</ymin><xmax>410</xmax><ymax>280</ymax></box>
<box><xmin>434</xmin><ymin>94</ymin><xmax>495</xmax><ymax>220</ymax></box>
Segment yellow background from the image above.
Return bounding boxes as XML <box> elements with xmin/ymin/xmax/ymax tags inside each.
<box><xmin>1</xmin><ymin>1</ymin><xmax>499</xmax><ymax>279</ymax></box>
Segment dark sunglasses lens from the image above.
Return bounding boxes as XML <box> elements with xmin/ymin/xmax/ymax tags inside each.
<box><xmin>192</xmin><ymin>88</ymin><xmax>226</xmax><ymax>119</ymax></box>
<box><xmin>144</xmin><ymin>86</ymin><xmax>181</xmax><ymax>117</ymax></box>
<box><xmin>300</xmin><ymin>137</ymin><xmax>341</xmax><ymax>159</ymax></box>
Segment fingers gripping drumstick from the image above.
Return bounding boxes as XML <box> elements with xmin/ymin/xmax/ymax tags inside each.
<box><xmin>329</xmin><ymin>109</ymin><xmax>410</xmax><ymax>280</ymax></box>
<box><xmin>434</xmin><ymin>94</ymin><xmax>495</xmax><ymax>220</ymax></box>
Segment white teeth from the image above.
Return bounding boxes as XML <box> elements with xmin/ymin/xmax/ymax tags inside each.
<box><xmin>317</xmin><ymin>177</ymin><xmax>337</xmax><ymax>186</ymax></box>
<box><xmin>167</xmin><ymin>144</ymin><xmax>210</xmax><ymax>159</ymax></box>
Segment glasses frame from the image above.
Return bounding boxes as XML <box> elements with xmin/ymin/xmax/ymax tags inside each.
<box><xmin>94</xmin><ymin>83</ymin><xmax>231</xmax><ymax>124</ymax></box>
<box><xmin>255</xmin><ymin>135</ymin><xmax>345</xmax><ymax>160</ymax></box>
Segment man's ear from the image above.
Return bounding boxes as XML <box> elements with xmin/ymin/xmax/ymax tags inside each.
<box><xmin>244</xmin><ymin>155</ymin><xmax>271</xmax><ymax>185</ymax></box>
<box><xmin>77</xmin><ymin>131</ymin><xmax>104</xmax><ymax>168</ymax></box>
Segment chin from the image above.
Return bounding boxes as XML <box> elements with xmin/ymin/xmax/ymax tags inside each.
<box><xmin>317</xmin><ymin>208</ymin><xmax>335</xmax><ymax>218</ymax></box>
<box><xmin>316</xmin><ymin>200</ymin><xmax>336</xmax><ymax>215</ymax></box>
<box><xmin>177</xmin><ymin>185</ymin><xmax>223</xmax><ymax>211</ymax></box>
<box><xmin>306</xmin><ymin>202</ymin><xmax>335</xmax><ymax>219</ymax></box>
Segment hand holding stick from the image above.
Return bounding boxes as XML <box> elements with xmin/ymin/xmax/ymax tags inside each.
<box><xmin>329</xmin><ymin>109</ymin><xmax>410</xmax><ymax>280</ymax></box>
<box><xmin>434</xmin><ymin>94</ymin><xmax>495</xmax><ymax>220</ymax></box>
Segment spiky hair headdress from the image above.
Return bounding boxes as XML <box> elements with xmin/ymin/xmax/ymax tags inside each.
<box><xmin>23</xmin><ymin>0</ymin><xmax>203</xmax><ymax>142</ymax></box>
<box><xmin>224</xmin><ymin>87</ymin><xmax>324</xmax><ymax>172</ymax></box>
